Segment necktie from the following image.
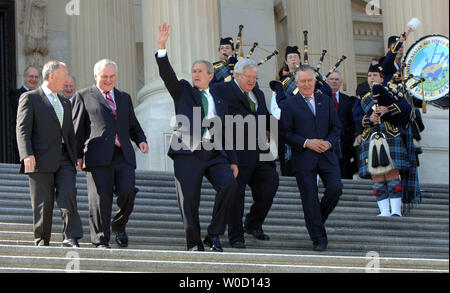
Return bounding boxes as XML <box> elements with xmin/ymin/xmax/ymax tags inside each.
<box><xmin>305</xmin><ymin>97</ymin><xmax>315</xmax><ymax>116</ymax></box>
<box><xmin>333</xmin><ymin>92</ymin><xmax>339</xmax><ymax>110</ymax></box>
<box><xmin>51</xmin><ymin>93</ymin><xmax>63</xmax><ymax>127</ymax></box>
<box><xmin>104</xmin><ymin>91</ymin><xmax>121</xmax><ymax>147</ymax></box>
<box><xmin>200</xmin><ymin>90</ymin><xmax>209</xmax><ymax>138</ymax></box>
<box><xmin>245</xmin><ymin>92</ymin><xmax>256</xmax><ymax>113</ymax></box>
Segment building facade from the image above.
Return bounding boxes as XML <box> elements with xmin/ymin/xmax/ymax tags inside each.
<box><xmin>1</xmin><ymin>0</ymin><xmax>448</xmax><ymax>183</ymax></box>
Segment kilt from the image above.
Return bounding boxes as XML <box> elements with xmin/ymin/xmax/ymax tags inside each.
<box><xmin>358</xmin><ymin>125</ymin><xmax>409</xmax><ymax>178</ymax></box>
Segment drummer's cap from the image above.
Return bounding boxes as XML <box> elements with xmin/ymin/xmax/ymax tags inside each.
<box><xmin>368</xmin><ymin>62</ymin><xmax>384</xmax><ymax>76</ymax></box>
<box><xmin>388</xmin><ymin>36</ymin><xmax>400</xmax><ymax>48</ymax></box>
<box><xmin>285</xmin><ymin>46</ymin><xmax>301</xmax><ymax>60</ymax></box>
<box><xmin>220</xmin><ymin>37</ymin><xmax>234</xmax><ymax>50</ymax></box>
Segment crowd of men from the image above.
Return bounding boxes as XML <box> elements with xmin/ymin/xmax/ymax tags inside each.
<box><xmin>8</xmin><ymin>22</ymin><xmax>422</xmax><ymax>253</ymax></box>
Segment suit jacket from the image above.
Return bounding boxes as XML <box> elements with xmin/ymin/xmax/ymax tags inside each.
<box><xmin>211</xmin><ymin>81</ymin><xmax>273</xmax><ymax>166</ymax></box>
<box><xmin>72</xmin><ymin>86</ymin><xmax>147</xmax><ymax>169</ymax></box>
<box><xmin>155</xmin><ymin>53</ymin><xmax>237</xmax><ymax>165</ymax></box>
<box><xmin>336</xmin><ymin>92</ymin><xmax>355</xmax><ymax>141</ymax></box>
<box><xmin>10</xmin><ymin>86</ymin><xmax>28</xmax><ymax>117</ymax></box>
<box><xmin>280</xmin><ymin>93</ymin><xmax>341</xmax><ymax>172</ymax></box>
<box><xmin>380</xmin><ymin>41</ymin><xmax>404</xmax><ymax>85</ymax></box>
<box><xmin>16</xmin><ymin>87</ymin><xmax>77</xmax><ymax>174</ymax></box>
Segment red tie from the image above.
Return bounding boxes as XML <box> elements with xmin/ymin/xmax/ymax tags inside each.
<box><xmin>104</xmin><ymin>91</ymin><xmax>121</xmax><ymax>148</ymax></box>
<box><xmin>333</xmin><ymin>92</ymin><xmax>339</xmax><ymax>110</ymax></box>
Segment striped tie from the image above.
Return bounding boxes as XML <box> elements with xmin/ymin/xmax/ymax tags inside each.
<box><xmin>305</xmin><ymin>97</ymin><xmax>316</xmax><ymax>116</ymax></box>
<box><xmin>104</xmin><ymin>91</ymin><xmax>121</xmax><ymax>148</ymax></box>
<box><xmin>51</xmin><ymin>93</ymin><xmax>63</xmax><ymax>127</ymax></box>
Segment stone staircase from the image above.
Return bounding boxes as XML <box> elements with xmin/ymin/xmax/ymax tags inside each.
<box><xmin>0</xmin><ymin>163</ymin><xmax>448</xmax><ymax>273</ymax></box>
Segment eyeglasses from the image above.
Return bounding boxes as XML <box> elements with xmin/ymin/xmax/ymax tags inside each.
<box><xmin>240</xmin><ymin>74</ymin><xmax>258</xmax><ymax>82</ymax></box>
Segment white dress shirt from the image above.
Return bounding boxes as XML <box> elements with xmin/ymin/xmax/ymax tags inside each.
<box><xmin>334</xmin><ymin>91</ymin><xmax>340</xmax><ymax>104</ymax></box>
<box><xmin>270</xmin><ymin>91</ymin><xmax>281</xmax><ymax>120</ymax></box>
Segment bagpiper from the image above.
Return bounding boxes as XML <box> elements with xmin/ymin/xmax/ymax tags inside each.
<box><xmin>353</xmin><ymin>63</ymin><xmax>420</xmax><ymax>217</ymax></box>
<box><xmin>211</xmin><ymin>37</ymin><xmax>239</xmax><ymax>85</ymax></box>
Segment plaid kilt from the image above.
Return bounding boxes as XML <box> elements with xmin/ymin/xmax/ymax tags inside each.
<box><xmin>358</xmin><ymin>125</ymin><xmax>409</xmax><ymax>178</ymax></box>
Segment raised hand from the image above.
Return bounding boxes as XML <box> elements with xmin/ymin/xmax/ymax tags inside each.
<box><xmin>158</xmin><ymin>23</ymin><xmax>170</xmax><ymax>50</ymax></box>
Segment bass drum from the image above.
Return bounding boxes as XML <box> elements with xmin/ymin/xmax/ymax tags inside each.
<box><xmin>404</xmin><ymin>34</ymin><xmax>449</xmax><ymax>109</ymax></box>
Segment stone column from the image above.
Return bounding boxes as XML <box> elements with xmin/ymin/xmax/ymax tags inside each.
<box><xmin>381</xmin><ymin>0</ymin><xmax>449</xmax><ymax>184</ymax></box>
<box><xmin>69</xmin><ymin>0</ymin><xmax>137</xmax><ymax>103</ymax></box>
<box><xmin>286</xmin><ymin>0</ymin><xmax>357</xmax><ymax>96</ymax></box>
<box><xmin>135</xmin><ymin>0</ymin><xmax>220</xmax><ymax>171</ymax></box>
<box><xmin>381</xmin><ymin>0</ymin><xmax>449</xmax><ymax>52</ymax></box>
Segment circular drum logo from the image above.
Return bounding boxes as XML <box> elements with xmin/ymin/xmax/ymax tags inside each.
<box><xmin>404</xmin><ymin>35</ymin><xmax>449</xmax><ymax>102</ymax></box>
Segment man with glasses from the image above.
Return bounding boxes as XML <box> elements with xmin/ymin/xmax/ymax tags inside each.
<box><xmin>212</xmin><ymin>59</ymin><xmax>279</xmax><ymax>249</ymax></box>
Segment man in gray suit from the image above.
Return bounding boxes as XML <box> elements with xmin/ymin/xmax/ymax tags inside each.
<box><xmin>73</xmin><ymin>59</ymin><xmax>148</xmax><ymax>249</ymax></box>
<box><xmin>16</xmin><ymin>60</ymin><xmax>83</xmax><ymax>247</ymax></box>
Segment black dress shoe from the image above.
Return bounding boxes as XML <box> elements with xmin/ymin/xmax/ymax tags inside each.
<box><xmin>245</xmin><ymin>227</ymin><xmax>270</xmax><ymax>241</ymax></box>
<box><xmin>313</xmin><ymin>241</ymin><xmax>327</xmax><ymax>252</ymax></box>
<box><xmin>188</xmin><ymin>245</ymin><xmax>205</xmax><ymax>252</ymax></box>
<box><xmin>231</xmin><ymin>241</ymin><xmax>246</xmax><ymax>249</ymax></box>
<box><xmin>36</xmin><ymin>240</ymin><xmax>50</xmax><ymax>247</ymax></box>
<box><xmin>203</xmin><ymin>235</ymin><xmax>223</xmax><ymax>252</ymax></box>
<box><xmin>114</xmin><ymin>231</ymin><xmax>128</xmax><ymax>248</ymax></box>
<box><xmin>62</xmin><ymin>238</ymin><xmax>80</xmax><ymax>248</ymax></box>
<box><xmin>96</xmin><ymin>243</ymin><xmax>111</xmax><ymax>249</ymax></box>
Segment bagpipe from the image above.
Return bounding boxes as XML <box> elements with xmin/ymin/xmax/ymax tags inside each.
<box><xmin>213</xmin><ymin>25</ymin><xmax>280</xmax><ymax>83</ymax></box>
<box><xmin>269</xmin><ymin>29</ymin><xmax>348</xmax><ymax>97</ymax></box>
<box><xmin>367</xmin><ymin>84</ymin><xmax>397</xmax><ymax>176</ymax></box>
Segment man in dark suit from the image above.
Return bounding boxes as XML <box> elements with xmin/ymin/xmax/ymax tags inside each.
<box><xmin>212</xmin><ymin>59</ymin><xmax>279</xmax><ymax>249</ymax></box>
<box><xmin>327</xmin><ymin>70</ymin><xmax>357</xmax><ymax>179</ymax></box>
<box><xmin>280</xmin><ymin>65</ymin><xmax>342</xmax><ymax>252</ymax></box>
<box><xmin>10</xmin><ymin>66</ymin><xmax>40</xmax><ymax>164</ymax></box>
<box><xmin>62</xmin><ymin>75</ymin><xmax>77</xmax><ymax>108</ymax></box>
<box><xmin>73</xmin><ymin>59</ymin><xmax>149</xmax><ymax>249</ymax></box>
<box><xmin>156</xmin><ymin>23</ymin><xmax>238</xmax><ymax>252</ymax></box>
<box><xmin>16</xmin><ymin>61</ymin><xmax>83</xmax><ymax>247</ymax></box>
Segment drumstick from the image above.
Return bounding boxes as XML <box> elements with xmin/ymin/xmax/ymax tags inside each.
<box><xmin>421</xmin><ymin>80</ymin><xmax>427</xmax><ymax>114</ymax></box>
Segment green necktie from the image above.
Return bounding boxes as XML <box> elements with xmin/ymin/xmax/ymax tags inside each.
<box><xmin>245</xmin><ymin>92</ymin><xmax>256</xmax><ymax>113</ymax></box>
<box><xmin>51</xmin><ymin>93</ymin><xmax>63</xmax><ymax>127</ymax></box>
<box><xmin>200</xmin><ymin>90</ymin><xmax>209</xmax><ymax>138</ymax></box>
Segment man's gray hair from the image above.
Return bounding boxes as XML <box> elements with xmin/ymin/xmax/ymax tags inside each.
<box><xmin>328</xmin><ymin>70</ymin><xmax>343</xmax><ymax>81</ymax></box>
<box><xmin>234</xmin><ymin>58</ymin><xmax>259</xmax><ymax>75</ymax></box>
<box><xmin>42</xmin><ymin>61</ymin><xmax>66</xmax><ymax>81</ymax></box>
<box><xmin>23</xmin><ymin>65</ymin><xmax>39</xmax><ymax>77</ymax></box>
<box><xmin>295</xmin><ymin>65</ymin><xmax>315</xmax><ymax>81</ymax></box>
<box><xmin>67</xmin><ymin>75</ymin><xmax>77</xmax><ymax>85</ymax></box>
<box><xmin>94</xmin><ymin>59</ymin><xmax>118</xmax><ymax>76</ymax></box>
<box><xmin>192</xmin><ymin>60</ymin><xmax>215</xmax><ymax>75</ymax></box>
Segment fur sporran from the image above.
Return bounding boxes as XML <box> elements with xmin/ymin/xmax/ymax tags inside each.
<box><xmin>368</xmin><ymin>132</ymin><xmax>394</xmax><ymax>176</ymax></box>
